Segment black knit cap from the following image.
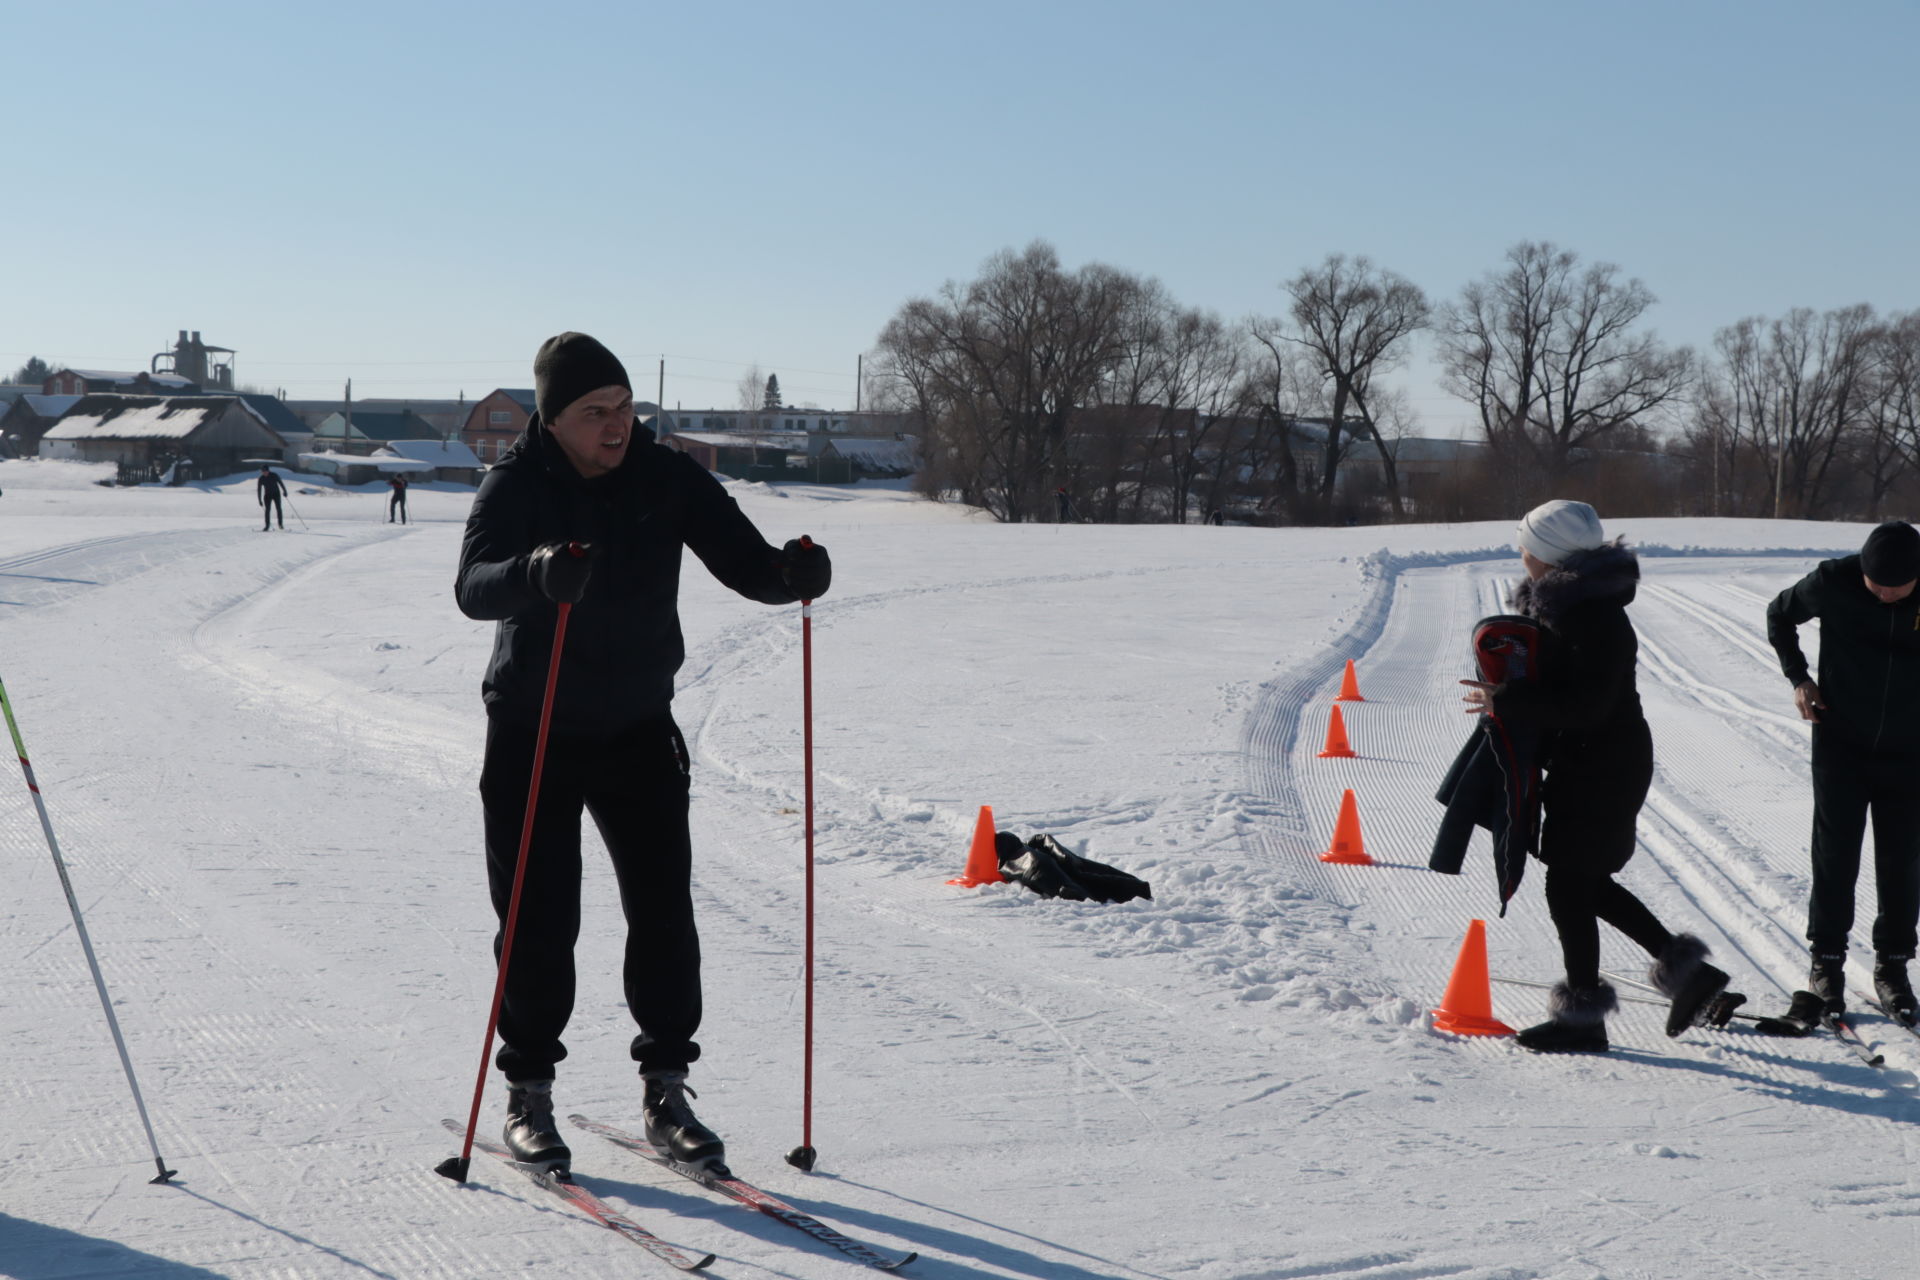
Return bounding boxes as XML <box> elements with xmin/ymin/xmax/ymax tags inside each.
<box><xmin>1861</xmin><ymin>520</ymin><xmax>1920</xmax><ymax>586</ymax></box>
<box><xmin>534</xmin><ymin>332</ymin><xmax>631</xmax><ymax>423</ymax></box>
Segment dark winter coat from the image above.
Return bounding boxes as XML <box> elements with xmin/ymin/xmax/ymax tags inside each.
<box><xmin>1430</xmin><ymin>709</ymin><xmax>1544</xmax><ymax>911</ymax></box>
<box><xmin>1431</xmin><ymin>616</ymin><xmax>1547</xmax><ymax>911</ymax></box>
<box><xmin>1489</xmin><ymin>541</ymin><xmax>1654</xmax><ymax>869</ymax></box>
<box><xmin>257</xmin><ymin>472</ymin><xmax>287</xmax><ymax>501</ymax></box>
<box><xmin>1766</xmin><ymin>553</ymin><xmax>1920</xmax><ymax>759</ymax></box>
<box><xmin>455</xmin><ymin>416</ymin><xmax>798</xmax><ymax>738</ymax></box>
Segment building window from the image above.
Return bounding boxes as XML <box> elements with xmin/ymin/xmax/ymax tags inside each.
<box><xmin>489</xmin><ymin>410</ymin><xmax>511</xmax><ymax>425</ymax></box>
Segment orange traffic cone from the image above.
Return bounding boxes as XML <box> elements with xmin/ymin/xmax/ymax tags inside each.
<box><xmin>945</xmin><ymin>805</ymin><xmax>1006</xmax><ymax>886</ymax></box>
<box><xmin>1431</xmin><ymin>919</ymin><xmax>1514</xmax><ymax>1036</ymax></box>
<box><xmin>1317</xmin><ymin>705</ymin><xmax>1357</xmax><ymax>758</ymax></box>
<box><xmin>1319</xmin><ymin>789</ymin><xmax>1373</xmax><ymax>865</ymax></box>
<box><xmin>1336</xmin><ymin>659</ymin><xmax>1365</xmax><ymax>702</ymax></box>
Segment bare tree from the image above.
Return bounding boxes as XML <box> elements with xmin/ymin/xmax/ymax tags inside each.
<box><xmin>871</xmin><ymin>241</ymin><xmax>1142</xmax><ymax>522</ymax></box>
<box><xmin>1261</xmin><ymin>255</ymin><xmax>1429</xmax><ymax>516</ymax></box>
<box><xmin>1437</xmin><ymin>242</ymin><xmax>1691</xmax><ymax>494</ymax></box>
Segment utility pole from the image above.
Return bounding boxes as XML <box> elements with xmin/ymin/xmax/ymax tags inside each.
<box><xmin>1773</xmin><ymin>391</ymin><xmax>1786</xmax><ymax>519</ymax></box>
<box><xmin>855</xmin><ymin>354</ymin><xmax>862</xmax><ymax>413</ymax></box>
<box><xmin>658</xmin><ymin>358</ymin><xmax>665</xmax><ymax>421</ymax></box>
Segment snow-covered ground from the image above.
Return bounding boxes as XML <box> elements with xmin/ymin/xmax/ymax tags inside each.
<box><xmin>2</xmin><ymin>456</ymin><xmax>1916</xmax><ymax>1279</ymax></box>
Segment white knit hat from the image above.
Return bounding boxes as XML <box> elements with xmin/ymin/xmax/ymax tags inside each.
<box><xmin>1516</xmin><ymin>499</ymin><xmax>1604</xmax><ymax>566</ymax></box>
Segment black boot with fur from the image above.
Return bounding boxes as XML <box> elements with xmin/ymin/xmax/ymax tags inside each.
<box><xmin>1650</xmin><ymin>933</ymin><xmax>1730</xmax><ymax>1037</ymax></box>
<box><xmin>1516</xmin><ymin>981</ymin><xmax>1617</xmax><ymax>1053</ymax></box>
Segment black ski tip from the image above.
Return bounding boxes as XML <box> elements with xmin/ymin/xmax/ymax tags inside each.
<box><xmin>434</xmin><ymin>1155</ymin><xmax>472</xmax><ymax>1184</ymax></box>
<box><xmin>785</xmin><ymin>1144</ymin><xmax>817</xmax><ymax>1172</ymax></box>
<box><xmin>691</xmin><ymin>1252</ymin><xmax>718</xmax><ymax>1271</ymax></box>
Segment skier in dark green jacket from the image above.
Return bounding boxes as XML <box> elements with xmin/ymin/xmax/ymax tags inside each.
<box><xmin>1767</xmin><ymin>521</ymin><xmax>1920</xmax><ymax>1022</ymax></box>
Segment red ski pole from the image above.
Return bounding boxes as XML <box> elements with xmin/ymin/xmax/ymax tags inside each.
<box><xmin>787</xmin><ymin>537</ymin><xmax>819</xmax><ymax>1172</ymax></box>
<box><xmin>438</xmin><ymin>551</ymin><xmax>582</xmax><ymax>1183</ymax></box>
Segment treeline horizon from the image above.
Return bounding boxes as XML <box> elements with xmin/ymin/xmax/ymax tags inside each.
<box><xmin>866</xmin><ymin>240</ymin><xmax>1919</xmax><ymax>526</ymax></box>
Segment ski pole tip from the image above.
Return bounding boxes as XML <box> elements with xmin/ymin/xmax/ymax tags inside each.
<box><xmin>784</xmin><ymin>1144</ymin><xmax>817</xmax><ymax>1172</ymax></box>
<box><xmin>149</xmin><ymin>1162</ymin><xmax>179</xmax><ymax>1186</ymax></box>
<box><xmin>434</xmin><ymin>1155</ymin><xmax>472</xmax><ymax>1184</ymax></box>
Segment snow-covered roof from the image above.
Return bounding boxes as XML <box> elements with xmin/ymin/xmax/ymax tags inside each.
<box><xmin>298</xmin><ymin>451</ymin><xmax>433</xmax><ymax>473</ymax></box>
<box><xmin>669</xmin><ymin>431</ymin><xmax>809</xmax><ymax>449</ymax></box>
<box><xmin>145</xmin><ymin>372</ymin><xmax>197</xmax><ymax>389</ymax></box>
<box><xmin>822</xmin><ymin>437</ymin><xmax>918</xmax><ymax>471</ymax></box>
<box><xmin>376</xmin><ymin>439</ymin><xmax>482</xmax><ymax>468</ymax></box>
<box><xmin>20</xmin><ymin>394</ymin><xmax>82</xmax><ymax>417</ymax></box>
<box><xmin>42</xmin><ymin>396</ymin><xmax>241</xmax><ymax>442</ymax></box>
<box><xmin>62</xmin><ymin>368</ymin><xmax>142</xmax><ymax>383</ymax></box>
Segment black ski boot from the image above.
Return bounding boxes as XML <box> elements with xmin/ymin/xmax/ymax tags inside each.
<box><xmin>1650</xmin><ymin>933</ymin><xmax>1730</xmax><ymax>1037</ymax></box>
<box><xmin>503</xmin><ymin>1078</ymin><xmax>571</xmax><ymax>1171</ymax></box>
<box><xmin>1515</xmin><ymin>981</ymin><xmax>1616</xmax><ymax>1053</ymax></box>
<box><xmin>1809</xmin><ymin>950</ymin><xmax>1848</xmax><ymax>1015</ymax></box>
<box><xmin>1874</xmin><ymin>955</ymin><xmax>1917</xmax><ymax>1026</ymax></box>
<box><xmin>642</xmin><ymin>1070</ymin><xmax>727</xmax><ymax>1172</ymax></box>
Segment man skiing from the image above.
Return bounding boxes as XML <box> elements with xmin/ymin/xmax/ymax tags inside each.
<box><xmin>1766</xmin><ymin>520</ymin><xmax>1920</xmax><ymax>1024</ymax></box>
<box><xmin>256</xmin><ymin>466</ymin><xmax>286</xmax><ymax>531</ymax></box>
<box><xmin>455</xmin><ymin>332</ymin><xmax>830</xmax><ymax>1174</ymax></box>
<box><xmin>387</xmin><ymin>472</ymin><xmax>408</xmax><ymax>524</ymax></box>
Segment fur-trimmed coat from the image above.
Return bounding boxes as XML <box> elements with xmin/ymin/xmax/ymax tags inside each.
<box><xmin>1491</xmin><ymin>540</ymin><xmax>1654</xmax><ymax>871</ymax></box>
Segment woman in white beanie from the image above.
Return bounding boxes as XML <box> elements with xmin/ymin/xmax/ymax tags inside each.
<box><xmin>1462</xmin><ymin>500</ymin><xmax>1732</xmax><ymax>1051</ymax></box>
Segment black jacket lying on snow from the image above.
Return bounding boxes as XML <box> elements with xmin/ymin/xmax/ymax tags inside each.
<box><xmin>456</xmin><ymin>415</ymin><xmax>798</xmax><ymax>738</ymax></box>
<box><xmin>1767</xmin><ymin>553</ymin><xmax>1920</xmax><ymax>758</ymax></box>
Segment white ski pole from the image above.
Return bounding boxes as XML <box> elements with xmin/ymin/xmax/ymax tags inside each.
<box><xmin>0</xmin><ymin>673</ymin><xmax>176</xmax><ymax>1184</ymax></box>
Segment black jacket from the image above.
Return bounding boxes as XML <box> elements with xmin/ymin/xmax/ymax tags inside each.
<box><xmin>1432</xmin><ymin>617</ymin><xmax>1546</xmax><ymax>911</ymax></box>
<box><xmin>1767</xmin><ymin>554</ymin><xmax>1920</xmax><ymax>758</ymax></box>
<box><xmin>456</xmin><ymin>416</ymin><xmax>798</xmax><ymax>737</ymax></box>
<box><xmin>257</xmin><ymin>472</ymin><xmax>287</xmax><ymax>501</ymax></box>
<box><xmin>1491</xmin><ymin>540</ymin><xmax>1648</xmax><ymax>774</ymax></box>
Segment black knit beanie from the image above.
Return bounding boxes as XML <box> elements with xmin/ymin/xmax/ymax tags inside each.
<box><xmin>534</xmin><ymin>332</ymin><xmax>631</xmax><ymax>423</ymax></box>
<box><xmin>1861</xmin><ymin>520</ymin><xmax>1920</xmax><ymax>586</ymax></box>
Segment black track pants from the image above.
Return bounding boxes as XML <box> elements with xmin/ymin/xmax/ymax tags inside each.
<box><xmin>480</xmin><ymin>714</ymin><xmax>701</xmax><ymax>1081</ymax></box>
<box><xmin>1806</xmin><ymin>745</ymin><xmax>1920</xmax><ymax>959</ymax></box>
<box><xmin>1538</xmin><ymin>722</ymin><xmax>1671</xmax><ymax>987</ymax></box>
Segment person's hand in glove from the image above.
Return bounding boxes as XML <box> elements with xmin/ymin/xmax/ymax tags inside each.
<box><xmin>528</xmin><ymin>541</ymin><xmax>594</xmax><ymax>604</ymax></box>
<box><xmin>781</xmin><ymin>537</ymin><xmax>831</xmax><ymax>600</ymax></box>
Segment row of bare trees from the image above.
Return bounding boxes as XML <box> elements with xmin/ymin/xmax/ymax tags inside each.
<box><xmin>1679</xmin><ymin>307</ymin><xmax>1920</xmax><ymax>520</ymax></box>
<box><xmin>870</xmin><ymin>242</ymin><xmax>1442</xmax><ymax>523</ymax></box>
<box><xmin>871</xmin><ymin>239</ymin><xmax>1909</xmax><ymax>525</ymax></box>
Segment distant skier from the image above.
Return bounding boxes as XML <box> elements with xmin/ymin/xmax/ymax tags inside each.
<box><xmin>256</xmin><ymin>466</ymin><xmax>286</xmax><ymax>531</ymax></box>
<box><xmin>1459</xmin><ymin>500</ymin><xmax>1730</xmax><ymax>1052</ymax></box>
<box><xmin>1054</xmin><ymin>486</ymin><xmax>1077</xmax><ymax>523</ymax></box>
<box><xmin>455</xmin><ymin>332</ymin><xmax>831</xmax><ymax>1174</ymax></box>
<box><xmin>1766</xmin><ymin>520</ymin><xmax>1920</xmax><ymax>1024</ymax></box>
<box><xmin>387</xmin><ymin>473</ymin><xmax>409</xmax><ymax>524</ymax></box>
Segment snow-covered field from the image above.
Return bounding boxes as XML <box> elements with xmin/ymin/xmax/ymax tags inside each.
<box><xmin>2</xmin><ymin>456</ymin><xmax>1916</xmax><ymax>1280</ymax></box>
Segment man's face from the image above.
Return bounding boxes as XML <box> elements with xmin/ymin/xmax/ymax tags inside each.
<box><xmin>1863</xmin><ymin>574</ymin><xmax>1917</xmax><ymax>604</ymax></box>
<box><xmin>548</xmin><ymin>385</ymin><xmax>634</xmax><ymax>477</ymax></box>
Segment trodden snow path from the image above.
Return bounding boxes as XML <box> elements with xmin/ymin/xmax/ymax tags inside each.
<box><xmin>3</xmin><ymin>465</ymin><xmax>1920</xmax><ymax>1278</ymax></box>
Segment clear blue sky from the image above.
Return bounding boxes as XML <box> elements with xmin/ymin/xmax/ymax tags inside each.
<box><xmin>6</xmin><ymin>0</ymin><xmax>1915</xmax><ymax>432</ymax></box>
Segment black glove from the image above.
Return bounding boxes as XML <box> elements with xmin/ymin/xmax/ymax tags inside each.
<box><xmin>781</xmin><ymin>537</ymin><xmax>831</xmax><ymax>599</ymax></box>
<box><xmin>527</xmin><ymin>541</ymin><xmax>594</xmax><ymax>604</ymax></box>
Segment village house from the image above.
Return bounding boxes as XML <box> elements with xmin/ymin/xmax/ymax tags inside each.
<box><xmin>38</xmin><ymin>395</ymin><xmax>286</xmax><ymax>480</ymax></box>
<box><xmin>0</xmin><ymin>394</ymin><xmax>83</xmax><ymax>456</ymax></box>
<box><xmin>311</xmin><ymin>409</ymin><xmax>441</xmax><ymax>456</ymax></box>
<box><xmin>43</xmin><ymin>368</ymin><xmax>201</xmax><ymax>396</ymax></box>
